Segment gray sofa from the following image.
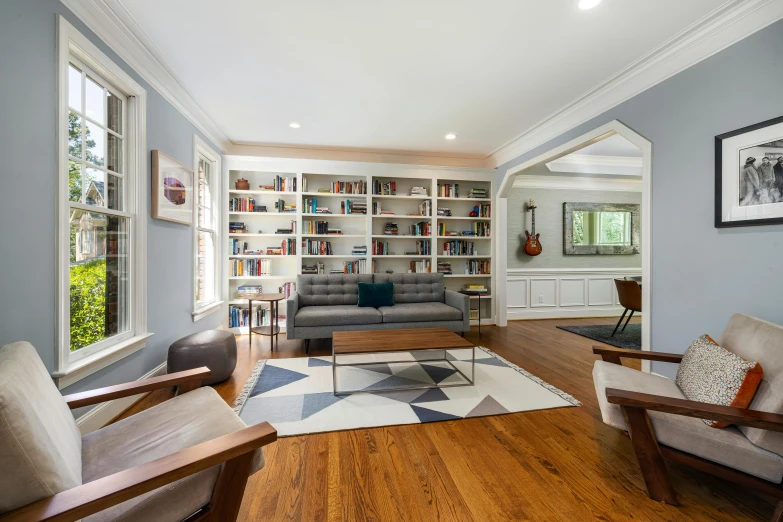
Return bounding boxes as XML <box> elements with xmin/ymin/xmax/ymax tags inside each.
<box><xmin>286</xmin><ymin>273</ymin><xmax>470</xmax><ymax>342</ymax></box>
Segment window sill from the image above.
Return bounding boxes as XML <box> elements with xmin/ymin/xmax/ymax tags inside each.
<box><xmin>192</xmin><ymin>301</ymin><xmax>223</xmax><ymax>322</ymax></box>
<box><xmin>52</xmin><ymin>332</ymin><xmax>154</xmax><ymax>390</ymax></box>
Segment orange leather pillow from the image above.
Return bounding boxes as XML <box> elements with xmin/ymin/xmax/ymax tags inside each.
<box><xmin>675</xmin><ymin>334</ymin><xmax>763</xmax><ymax>428</ymax></box>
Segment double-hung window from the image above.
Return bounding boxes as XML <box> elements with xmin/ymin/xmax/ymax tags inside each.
<box><xmin>56</xmin><ymin>17</ymin><xmax>150</xmax><ymax>388</ymax></box>
<box><xmin>193</xmin><ymin>136</ymin><xmax>222</xmax><ymax>321</ymax></box>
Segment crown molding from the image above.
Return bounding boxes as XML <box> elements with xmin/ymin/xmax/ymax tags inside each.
<box><xmin>490</xmin><ymin>0</ymin><xmax>783</xmax><ymax>167</ymax></box>
<box><xmin>227</xmin><ymin>141</ymin><xmax>495</xmax><ymax>169</ymax></box>
<box><xmin>512</xmin><ymin>174</ymin><xmax>642</xmax><ymax>192</ymax></box>
<box><xmin>548</xmin><ymin>154</ymin><xmax>643</xmax><ymax>168</ymax></box>
<box><xmin>61</xmin><ymin>0</ymin><xmax>231</xmax><ymax>152</ymax></box>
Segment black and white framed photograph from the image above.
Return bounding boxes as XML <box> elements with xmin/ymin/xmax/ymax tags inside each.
<box><xmin>715</xmin><ymin>115</ymin><xmax>783</xmax><ymax>227</ymax></box>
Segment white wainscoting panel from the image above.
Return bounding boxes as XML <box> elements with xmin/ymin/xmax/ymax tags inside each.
<box><xmin>506</xmin><ymin>268</ymin><xmax>641</xmax><ymax>320</ymax></box>
<box><xmin>507</xmin><ymin>278</ymin><xmax>528</xmax><ymax>309</ymax></box>
<box><xmin>529</xmin><ymin>278</ymin><xmax>557</xmax><ymax>308</ymax></box>
<box><xmin>559</xmin><ymin>278</ymin><xmax>586</xmax><ymax>307</ymax></box>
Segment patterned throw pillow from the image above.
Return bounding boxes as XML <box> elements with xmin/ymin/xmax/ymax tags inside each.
<box><xmin>675</xmin><ymin>334</ymin><xmax>764</xmax><ymax>428</ymax></box>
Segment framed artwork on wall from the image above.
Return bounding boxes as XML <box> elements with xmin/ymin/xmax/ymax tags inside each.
<box><xmin>151</xmin><ymin>150</ymin><xmax>193</xmax><ymax>225</ymax></box>
<box><xmin>715</xmin><ymin>115</ymin><xmax>783</xmax><ymax>228</ymax></box>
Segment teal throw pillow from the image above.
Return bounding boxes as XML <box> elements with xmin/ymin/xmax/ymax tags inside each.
<box><xmin>357</xmin><ymin>282</ymin><xmax>395</xmax><ymax>308</ymax></box>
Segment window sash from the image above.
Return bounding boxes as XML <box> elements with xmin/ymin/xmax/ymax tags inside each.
<box><xmin>194</xmin><ymin>149</ymin><xmax>219</xmax><ymax>313</ymax></box>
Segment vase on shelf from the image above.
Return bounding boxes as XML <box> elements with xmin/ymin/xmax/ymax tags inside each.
<box><xmin>235</xmin><ymin>178</ymin><xmax>250</xmax><ymax>190</ymax></box>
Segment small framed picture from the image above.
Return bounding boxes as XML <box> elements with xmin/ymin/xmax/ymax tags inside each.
<box><xmin>151</xmin><ymin>150</ymin><xmax>193</xmax><ymax>225</ymax></box>
<box><xmin>715</xmin><ymin>115</ymin><xmax>783</xmax><ymax>228</ymax></box>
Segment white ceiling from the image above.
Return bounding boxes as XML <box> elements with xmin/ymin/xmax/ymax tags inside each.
<box><xmin>546</xmin><ymin>134</ymin><xmax>642</xmax><ymax>176</ymax></box>
<box><xmin>118</xmin><ymin>0</ymin><xmax>725</xmax><ymax>156</ymax></box>
<box><xmin>574</xmin><ymin>135</ymin><xmax>642</xmax><ymax>158</ymax></box>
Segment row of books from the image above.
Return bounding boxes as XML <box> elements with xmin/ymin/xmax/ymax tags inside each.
<box><xmin>303</xmin><ymin>240</ymin><xmax>333</xmax><ymax>256</ymax></box>
<box><xmin>352</xmin><ymin>245</ymin><xmax>367</xmax><ymax>255</ymax></box>
<box><xmin>237</xmin><ymin>285</ymin><xmax>263</xmax><ymax>297</ymax></box>
<box><xmin>437</xmin><ymin>262</ymin><xmax>452</xmax><ymax>274</ymax></box>
<box><xmin>280</xmin><ymin>281</ymin><xmax>295</xmax><ymax>298</ymax></box>
<box><xmin>231</xmin><ymin>239</ymin><xmax>248</xmax><ymax>255</ymax></box>
<box><xmin>275</xmin><ymin>221</ymin><xmax>296</xmax><ymax>234</ymax></box>
<box><xmin>302</xmin><ymin>262</ymin><xmax>325</xmax><ymax>275</ymax></box>
<box><xmin>372</xmin><ymin>180</ymin><xmax>396</xmax><ymax>195</ymax></box>
<box><xmin>301</xmin><ymin>178</ymin><xmax>366</xmax><ymax>194</ymax></box>
<box><xmin>475</xmin><ymin>203</ymin><xmax>491</xmax><ymax>218</ymax></box>
<box><xmin>436</xmin><ymin>222</ymin><xmax>491</xmax><ymax>237</ymax></box>
<box><xmin>380</xmin><ymin>221</ymin><xmax>431</xmax><ymax>236</ymax></box>
<box><xmin>343</xmin><ymin>259</ymin><xmax>368</xmax><ymax>274</ymax></box>
<box><xmin>466</xmin><ymin>260</ymin><xmax>491</xmax><ymax>275</ymax></box>
<box><xmin>229</xmin><ymin>222</ymin><xmax>247</xmax><ymax>234</ymax></box>
<box><xmin>231</xmin><ymin>259</ymin><xmax>270</xmax><ymax>277</ymax></box>
<box><xmin>302</xmin><ymin>221</ymin><xmax>342</xmax><ymax>235</ymax></box>
<box><xmin>410</xmin><ymin>186</ymin><xmax>428</xmax><ymax>196</ymax></box>
<box><xmin>437</xmin><ymin>207</ymin><xmax>452</xmax><ymax>216</ymax></box>
<box><xmin>229</xmin><ymin>197</ymin><xmax>266</xmax><ymax>213</ymax></box>
<box><xmin>468</xmin><ymin>188</ymin><xmax>487</xmax><ymax>198</ymax></box>
<box><xmin>271</xmin><ymin>175</ymin><xmax>296</xmax><ymax>192</ymax></box>
<box><xmin>408</xmin><ymin>240</ymin><xmax>431</xmax><ymax>256</ymax></box>
<box><xmin>274</xmin><ymin>199</ymin><xmax>296</xmax><ymax>213</ymax></box>
<box><xmin>441</xmin><ymin>240</ymin><xmax>478</xmax><ymax>256</ymax></box>
<box><xmin>342</xmin><ymin>200</ymin><xmax>366</xmax><ymax>214</ymax></box>
<box><xmin>228</xmin><ymin>305</ymin><xmax>271</xmax><ymax>328</ymax></box>
<box><xmin>409</xmin><ymin>260</ymin><xmax>432</xmax><ymax>273</ymax></box>
<box><xmin>372</xmin><ymin>240</ymin><xmax>391</xmax><ymax>255</ymax></box>
<box><xmin>437</xmin><ymin>183</ymin><xmax>459</xmax><ymax>198</ymax></box>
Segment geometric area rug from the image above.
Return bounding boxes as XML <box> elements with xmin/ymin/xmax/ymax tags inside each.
<box><xmin>234</xmin><ymin>347</ymin><xmax>580</xmax><ymax>437</ymax></box>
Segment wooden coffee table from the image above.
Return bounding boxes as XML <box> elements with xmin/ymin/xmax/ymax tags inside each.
<box><xmin>331</xmin><ymin>328</ymin><xmax>476</xmax><ymax>395</ymax></box>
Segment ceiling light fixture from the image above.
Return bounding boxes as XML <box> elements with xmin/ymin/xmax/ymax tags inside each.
<box><xmin>578</xmin><ymin>0</ymin><xmax>602</xmax><ymax>9</ymax></box>
<box><xmin>289</xmin><ymin>122</ymin><xmax>300</xmax><ymax>128</ymax></box>
<box><xmin>445</xmin><ymin>133</ymin><xmax>457</xmax><ymax>140</ymax></box>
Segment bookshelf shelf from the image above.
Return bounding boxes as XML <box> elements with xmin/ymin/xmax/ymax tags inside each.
<box><xmin>436</xmin><ymin>216</ymin><xmax>491</xmax><ymax>221</ymax></box>
<box><xmin>436</xmin><ymin>197</ymin><xmax>491</xmax><ymax>202</ymax></box>
<box><xmin>225</xmin><ymin>162</ymin><xmax>496</xmax><ymax>329</ymax></box>
<box><xmin>301</xmin><ymin>192</ymin><xmax>368</xmax><ymax>198</ymax></box>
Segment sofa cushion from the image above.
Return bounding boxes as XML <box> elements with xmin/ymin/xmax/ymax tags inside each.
<box><xmin>296</xmin><ymin>304</ymin><xmax>382</xmax><ymax>327</ymax></box>
<box><xmin>373</xmin><ymin>273</ymin><xmax>445</xmax><ymax>303</ymax></box>
<box><xmin>0</xmin><ymin>342</ymin><xmax>83</xmax><ymax>515</ymax></box>
<box><xmin>675</xmin><ymin>334</ymin><xmax>763</xmax><ymax>428</ymax></box>
<box><xmin>720</xmin><ymin>314</ymin><xmax>783</xmax><ymax>456</ymax></box>
<box><xmin>297</xmin><ymin>274</ymin><xmax>373</xmax><ymax>306</ymax></box>
<box><xmin>379</xmin><ymin>302</ymin><xmax>462</xmax><ymax>323</ymax></box>
<box><xmin>82</xmin><ymin>386</ymin><xmax>264</xmax><ymax>522</ymax></box>
<box><xmin>358</xmin><ymin>282</ymin><xmax>395</xmax><ymax>308</ymax></box>
<box><xmin>593</xmin><ymin>361</ymin><xmax>783</xmax><ymax>483</ymax></box>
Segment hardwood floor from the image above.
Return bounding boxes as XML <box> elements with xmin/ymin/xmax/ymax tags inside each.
<box><xmin>117</xmin><ymin>319</ymin><xmax>773</xmax><ymax>521</ymax></box>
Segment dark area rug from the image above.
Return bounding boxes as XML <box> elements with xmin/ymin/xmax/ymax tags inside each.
<box><xmin>556</xmin><ymin>324</ymin><xmax>641</xmax><ymax>350</ymax></box>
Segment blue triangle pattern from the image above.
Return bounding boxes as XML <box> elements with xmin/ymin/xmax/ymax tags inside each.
<box><xmin>250</xmin><ymin>364</ymin><xmax>308</xmax><ymax>397</ymax></box>
<box><xmin>419</xmin><ymin>363</ymin><xmax>458</xmax><ymax>383</ymax></box>
<box><xmin>411</xmin><ymin>387</ymin><xmax>450</xmax><ymax>404</ymax></box>
<box><xmin>308</xmin><ymin>357</ymin><xmax>332</xmax><ymax>367</ymax></box>
<box><xmin>302</xmin><ymin>392</ymin><xmax>344</xmax><ymax>419</ymax></box>
<box><xmin>410</xmin><ymin>405</ymin><xmax>462</xmax><ymax>423</ymax></box>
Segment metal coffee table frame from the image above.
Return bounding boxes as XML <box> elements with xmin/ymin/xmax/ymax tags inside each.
<box><xmin>332</xmin><ymin>347</ymin><xmax>476</xmax><ymax>396</ymax></box>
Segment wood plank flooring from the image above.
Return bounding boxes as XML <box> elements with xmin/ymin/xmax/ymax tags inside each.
<box><xmin>117</xmin><ymin>319</ymin><xmax>773</xmax><ymax>521</ymax></box>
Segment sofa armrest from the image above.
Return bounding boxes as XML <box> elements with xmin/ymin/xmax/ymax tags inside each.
<box><xmin>445</xmin><ymin>290</ymin><xmax>470</xmax><ymax>330</ymax></box>
<box><xmin>286</xmin><ymin>291</ymin><xmax>300</xmax><ymax>328</ymax></box>
<box><xmin>593</xmin><ymin>346</ymin><xmax>683</xmax><ymax>365</ymax></box>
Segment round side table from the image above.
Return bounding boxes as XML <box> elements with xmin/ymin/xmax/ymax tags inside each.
<box><xmin>247</xmin><ymin>293</ymin><xmax>286</xmax><ymax>351</ymax></box>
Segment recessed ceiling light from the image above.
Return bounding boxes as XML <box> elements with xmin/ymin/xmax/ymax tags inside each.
<box><xmin>445</xmin><ymin>133</ymin><xmax>457</xmax><ymax>140</ymax></box>
<box><xmin>578</xmin><ymin>0</ymin><xmax>602</xmax><ymax>9</ymax></box>
<box><xmin>289</xmin><ymin>122</ymin><xmax>300</xmax><ymax>128</ymax></box>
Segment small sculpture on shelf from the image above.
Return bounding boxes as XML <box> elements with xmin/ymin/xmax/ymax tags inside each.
<box><xmin>470</xmin><ymin>205</ymin><xmax>479</xmax><ymax>217</ymax></box>
<box><xmin>235</xmin><ymin>178</ymin><xmax>250</xmax><ymax>190</ymax></box>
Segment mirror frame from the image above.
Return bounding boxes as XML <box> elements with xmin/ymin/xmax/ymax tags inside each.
<box><xmin>563</xmin><ymin>202</ymin><xmax>640</xmax><ymax>255</ymax></box>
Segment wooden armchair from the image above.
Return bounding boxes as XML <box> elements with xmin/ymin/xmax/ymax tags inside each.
<box><xmin>0</xmin><ymin>341</ymin><xmax>277</xmax><ymax>522</ymax></box>
<box><xmin>593</xmin><ymin>329</ymin><xmax>783</xmax><ymax>521</ymax></box>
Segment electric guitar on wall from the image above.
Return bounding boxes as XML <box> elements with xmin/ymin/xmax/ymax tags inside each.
<box><xmin>524</xmin><ymin>199</ymin><xmax>543</xmax><ymax>256</ymax></box>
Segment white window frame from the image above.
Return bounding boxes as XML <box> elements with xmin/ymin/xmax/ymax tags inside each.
<box><xmin>54</xmin><ymin>16</ymin><xmax>151</xmax><ymax>389</ymax></box>
<box><xmin>192</xmin><ymin>135</ymin><xmax>223</xmax><ymax>321</ymax></box>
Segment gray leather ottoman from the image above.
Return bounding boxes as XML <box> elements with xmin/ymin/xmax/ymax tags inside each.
<box><xmin>168</xmin><ymin>330</ymin><xmax>237</xmax><ymax>385</ymax></box>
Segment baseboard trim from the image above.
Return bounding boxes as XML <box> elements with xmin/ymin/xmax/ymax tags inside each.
<box><xmin>75</xmin><ymin>361</ymin><xmax>167</xmax><ymax>435</ymax></box>
<box><xmin>507</xmin><ymin>306</ymin><xmax>625</xmax><ymax>321</ymax></box>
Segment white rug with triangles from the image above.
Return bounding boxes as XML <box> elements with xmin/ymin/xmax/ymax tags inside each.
<box><xmin>234</xmin><ymin>347</ymin><xmax>580</xmax><ymax>436</ymax></box>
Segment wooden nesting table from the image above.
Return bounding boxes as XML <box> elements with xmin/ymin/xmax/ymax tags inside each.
<box><xmin>331</xmin><ymin>328</ymin><xmax>475</xmax><ymax>395</ymax></box>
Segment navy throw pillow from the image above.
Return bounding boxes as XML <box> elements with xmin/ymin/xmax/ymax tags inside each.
<box><xmin>357</xmin><ymin>282</ymin><xmax>395</xmax><ymax>308</ymax></box>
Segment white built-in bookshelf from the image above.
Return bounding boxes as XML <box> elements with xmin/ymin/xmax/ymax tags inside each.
<box><xmin>223</xmin><ymin>158</ymin><xmax>495</xmax><ymax>334</ymax></box>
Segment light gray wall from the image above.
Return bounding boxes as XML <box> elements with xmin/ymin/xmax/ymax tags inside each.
<box><xmin>497</xmin><ymin>19</ymin><xmax>783</xmax><ymax>377</ymax></box>
<box><xmin>0</xmin><ymin>0</ymin><xmax>224</xmax><ymax>396</ymax></box>
<box><xmin>507</xmin><ymin>187</ymin><xmax>642</xmax><ymax>269</ymax></box>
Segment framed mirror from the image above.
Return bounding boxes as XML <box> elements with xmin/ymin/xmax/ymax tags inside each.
<box><xmin>563</xmin><ymin>202</ymin><xmax>640</xmax><ymax>255</ymax></box>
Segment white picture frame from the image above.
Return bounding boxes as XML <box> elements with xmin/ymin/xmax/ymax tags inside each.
<box><xmin>151</xmin><ymin>150</ymin><xmax>193</xmax><ymax>225</ymax></box>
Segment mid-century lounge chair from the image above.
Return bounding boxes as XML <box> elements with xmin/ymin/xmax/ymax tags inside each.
<box><xmin>0</xmin><ymin>341</ymin><xmax>276</xmax><ymax>522</ymax></box>
<box><xmin>592</xmin><ymin>313</ymin><xmax>783</xmax><ymax>521</ymax></box>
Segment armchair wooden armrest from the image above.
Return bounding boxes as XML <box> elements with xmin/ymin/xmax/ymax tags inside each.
<box><xmin>62</xmin><ymin>367</ymin><xmax>212</xmax><ymax>409</ymax></box>
<box><xmin>0</xmin><ymin>421</ymin><xmax>277</xmax><ymax>522</ymax></box>
<box><xmin>605</xmin><ymin>388</ymin><xmax>783</xmax><ymax>433</ymax></box>
<box><xmin>593</xmin><ymin>346</ymin><xmax>683</xmax><ymax>365</ymax></box>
